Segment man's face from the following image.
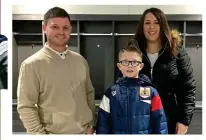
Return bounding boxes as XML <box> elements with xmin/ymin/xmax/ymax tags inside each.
<box><xmin>43</xmin><ymin>17</ymin><xmax>72</xmax><ymax>47</ymax></box>
<box><xmin>117</xmin><ymin>51</ymin><xmax>144</xmax><ymax>78</ymax></box>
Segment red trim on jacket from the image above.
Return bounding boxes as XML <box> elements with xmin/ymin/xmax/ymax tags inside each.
<box><xmin>151</xmin><ymin>94</ymin><xmax>163</xmax><ymax>111</ymax></box>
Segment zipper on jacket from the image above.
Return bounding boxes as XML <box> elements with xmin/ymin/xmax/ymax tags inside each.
<box><xmin>150</xmin><ymin>68</ymin><xmax>153</xmax><ymax>81</ymax></box>
<box><xmin>127</xmin><ymin>87</ymin><xmax>131</xmax><ymax>134</ymax></box>
<box><xmin>142</xmin><ymin>41</ymin><xmax>168</xmax><ymax>82</ymax></box>
<box><xmin>143</xmin><ymin>53</ymin><xmax>153</xmax><ymax>81</ymax></box>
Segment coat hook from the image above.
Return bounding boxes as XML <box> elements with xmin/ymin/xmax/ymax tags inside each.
<box><xmin>196</xmin><ymin>45</ymin><xmax>199</xmax><ymax>50</ymax></box>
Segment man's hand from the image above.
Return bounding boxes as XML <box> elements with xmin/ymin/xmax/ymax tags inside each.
<box><xmin>87</xmin><ymin>127</ymin><xmax>95</xmax><ymax>134</ymax></box>
<box><xmin>176</xmin><ymin>122</ymin><xmax>188</xmax><ymax>134</ymax></box>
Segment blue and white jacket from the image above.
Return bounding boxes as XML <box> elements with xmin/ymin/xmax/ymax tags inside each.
<box><xmin>96</xmin><ymin>74</ymin><xmax>168</xmax><ymax>134</ymax></box>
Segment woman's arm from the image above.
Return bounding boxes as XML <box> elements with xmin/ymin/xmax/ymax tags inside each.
<box><xmin>175</xmin><ymin>46</ymin><xmax>196</xmax><ymax>126</ymax></box>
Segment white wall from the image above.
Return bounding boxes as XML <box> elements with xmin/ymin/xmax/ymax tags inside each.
<box><xmin>12</xmin><ymin>5</ymin><xmax>203</xmax><ymax>15</ymax></box>
<box><xmin>128</xmin><ymin>5</ymin><xmax>203</xmax><ymax>14</ymax></box>
<box><xmin>12</xmin><ymin>36</ymin><xmax>19</xmax><ymax>98</ymax></box>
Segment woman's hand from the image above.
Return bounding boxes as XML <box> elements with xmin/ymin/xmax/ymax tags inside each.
<box><xmin>176</xmin><ymin>122</ymin><xmax>188</xmax><ymax>134</ymax></box>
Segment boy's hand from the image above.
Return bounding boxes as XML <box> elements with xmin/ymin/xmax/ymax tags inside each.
<box><xmin>176</xmin><ymin>122</ymin><xmax>188</xmax><ymax>134</ymax></box>
<box><xmin>87</xmin><ymin>127</ymin><xmax>95</xmax><ymax>134</ymax></box>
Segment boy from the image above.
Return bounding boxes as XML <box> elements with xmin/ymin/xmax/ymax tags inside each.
<box><xmin>96</xmin><ymin>43</ymin><xmax>168</xmax><ymax>134</ymax></box>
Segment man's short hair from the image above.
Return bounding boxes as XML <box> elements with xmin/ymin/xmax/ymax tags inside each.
<box><xmin>44</xmin><ymin>7</ymin><xmax>71</xmax><ymax>25</ymax></box>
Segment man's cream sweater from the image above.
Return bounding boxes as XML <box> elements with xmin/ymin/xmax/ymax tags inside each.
<box><xmin>17</xmin><ymin>46</ymin><xmax>95</xmax><ymax>134</ymax></box>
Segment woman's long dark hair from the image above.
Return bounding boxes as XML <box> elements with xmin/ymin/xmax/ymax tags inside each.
<box><xmin>134</xmin><ymin>7</ymin><xmax>182</xmax><ymax>57</ymax></box>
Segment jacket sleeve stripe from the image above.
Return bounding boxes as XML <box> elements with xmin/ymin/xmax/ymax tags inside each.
<box><xmin>151</xmin><ymin>94</ymin><xmax>163</xmax><ymax>111</ymax></box>
<box><xmin>0</xmin><ymin>40</ymin><xmax>7</xmax><ymax>56</ymax></box>
<box><xmin>99</xmin><ymin>95</ymin><xmax>110</xmax><ymax>113</ymax></box>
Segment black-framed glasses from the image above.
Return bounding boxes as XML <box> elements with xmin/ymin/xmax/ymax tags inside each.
<box><xmin>119</xmin><ymin>60</ymin><xmax>142</xmax><ymax>67</ymax></box>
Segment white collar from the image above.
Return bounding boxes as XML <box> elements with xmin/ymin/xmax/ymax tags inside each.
<box><xmin>45</xmin><ymin>43</ymin><xmax>68</xmax><ymax>59</ymax></box>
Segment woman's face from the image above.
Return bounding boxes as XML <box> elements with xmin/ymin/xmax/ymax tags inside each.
<box><xmin>143</xmin><ymin>12</ymin><xmax>160</xmax><ymax>43</ymax></box>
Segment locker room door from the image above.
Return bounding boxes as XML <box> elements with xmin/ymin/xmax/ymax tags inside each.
<box><xmin>80</xmin><ymin>36</ymin><xmax>113</xmax><ymax>100</ymax></box>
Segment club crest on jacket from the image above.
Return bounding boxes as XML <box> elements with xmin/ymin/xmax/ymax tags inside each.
<box><xmin>139</xmin><ymin>87</ymin><xmax>151</xmax><ymax>98</ymax></box>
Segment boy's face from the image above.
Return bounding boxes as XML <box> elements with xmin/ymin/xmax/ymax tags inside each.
<box><xmin>117</xmin><ymin>51</ymin><xmax>144</xmax><ymax>78</ymax></box>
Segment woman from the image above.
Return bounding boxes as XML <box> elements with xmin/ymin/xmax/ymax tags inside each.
<box><xmin>133</xmin><ymin>7</ymin><xmax>196</xmax><ymax>134</ymax></box>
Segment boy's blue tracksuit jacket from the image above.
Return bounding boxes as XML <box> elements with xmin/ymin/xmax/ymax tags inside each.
<box><xmin>96</xmin><ymin>74</ymin><xmax>168</xmax><ymax>134</ymax></box>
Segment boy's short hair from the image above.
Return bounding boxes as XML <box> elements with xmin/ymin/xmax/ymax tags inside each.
<box><xmin>44</xmin><ymin>7</ymin><xmax>72</xmax><ymax>25</ymax></box>
<box><xmin>118</xmin><ymin>40</ymin><xmax>143</xmax><ymax>61</ymax></box>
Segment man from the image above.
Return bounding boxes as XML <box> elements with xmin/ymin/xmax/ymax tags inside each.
<box><xmin>17</xmin><ymin>7</ymin><xmax>96</xmax><ymax>134</ymax></box>
<box><xmin>0</xmin><ymin>34</ymin><xmax>7</xmax><ymax>89</ymax></box>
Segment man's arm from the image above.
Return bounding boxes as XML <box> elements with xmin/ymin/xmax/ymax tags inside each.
<box><xmin>83</xmin><ymin>59</ymin><xmax>96</xmax><ymax>129</ymax></box>
<box><xmin>17</xmin><ymin>61</ymin><xmax>46</xmax><ymax>134</ymax></box>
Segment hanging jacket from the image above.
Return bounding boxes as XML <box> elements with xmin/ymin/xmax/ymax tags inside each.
<box><xmin>0</xmin><ymin>34</ymin><xmax>8</xmax><ymax>89</ymax></box>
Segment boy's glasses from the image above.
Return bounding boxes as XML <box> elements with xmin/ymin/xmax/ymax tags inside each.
<box><xmin>119</xmin><ymin>60</ymin><xmax>142</xmax><ymax>67</ymax></box>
